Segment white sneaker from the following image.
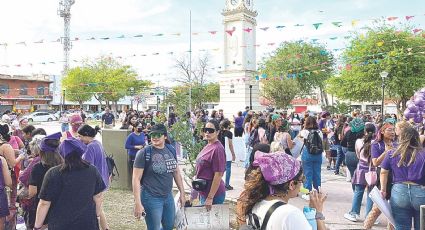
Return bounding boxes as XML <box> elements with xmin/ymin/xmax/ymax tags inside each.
<box><xmin>344</xmin><ymin>213</ymin><xmax>358</xmax><ymax>222</ymax></box>
<box><xmin>301</xmin><ymin>194</ymin><xmax>310</xmax><ymax>201</ymax></box>
<box><xmin>374</xmin><ymin>220</ymin><xmax>380</xmax><ymax>225</ymax></box>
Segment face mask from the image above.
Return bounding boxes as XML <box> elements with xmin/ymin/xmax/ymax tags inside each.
<box><xmin>137</xmin><ymin>128</ymin><xmax>144</xmax><ymax>133</ymax></box>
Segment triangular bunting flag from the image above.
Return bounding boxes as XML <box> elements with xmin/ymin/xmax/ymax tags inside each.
<box><xmin>100</xmin><ymin>37</ymin><xmax>110</xmax><ymax>40</ymax></box>
<box><xmin>260</xmin><ymin>27</ymin><xmax>269</xmax><ymax>31</ymax></box>
<box><xmin>413</xmin><ymin>28</ymin><xmax>423</xmax><ymax>33</ymax></box>
<box><xmin>208</xmin><ymin>31</ymin><xmax>217</xmax><ymax>35</ymax></box>
<box><xmin>329</xmin><ymin>37</ymin><xmax>338</xmax><ymax>40</ymax></box>
<box><xmin>117</xmin><ymin>35</ymin><xmax>125</xmax><ymax>38</ymax></box>
<box><xmin>312</xmin><ymin>23</ymin><xmax>322</xmax><ymax>30</ymax></box>
<box><xmin>332</xmin><ymin>22</ymin><xmax>342</xmax><ymax>27</ymax></box>
<box><xmin>405</xmin><ymin>15</ymin><xmax>415</xmax><ymax>20</ymax></box>
<box><xmin>243</xmin><ymin>28</ymin><xmax>252</xmax><ymax>33</ymax></box>
<box><xmin>34</xmin><ymin>40</ymin><xmax>44</xmax><ymax>43</ymax></box>
<box><xmin>294</xmin><ymin>24</ymin><xmax>304</xmax><ymax>27</ymax></box>
<box><xmin>134</xmin><ymin>34</ymin><xmax>143</xmax><ymax>37</ymax></box>
<box><xmin>387</xmin><ymin>17</ymin><xmax>398</xmax><ymax>21</ymax></box>
<box><xmin>276</xmin><ymin>25</ymin><xmax>285</xmax><ymax>29</ymax></box>
<box><xmin>153</xmin><ymin>34</ymin><xmax>164</xmax><ymax>36</ymax></box>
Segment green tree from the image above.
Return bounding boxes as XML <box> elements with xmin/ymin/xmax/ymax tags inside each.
<box><xmin>326</xmin><ymin>24</ymin><xmax>425</xmax><ymax>114</ymax></box>
<box><xmin>62</xmin><ymin>67</ymin><xmax>95</xmax><ymax>107</ymax></box>
<box><xmin>260</xmin><ymin>41</ymin><xmax>334</xmax><ymax>106</ymax></box>
<box><xmin>164</xmin><ymin>82</ymin><xmax>219</xmax><ymax>114</ymax></box>
<box><xmin>261</xmin><ymin>78</ymin><xmax>299</xmax><ymax>109</ymax></box>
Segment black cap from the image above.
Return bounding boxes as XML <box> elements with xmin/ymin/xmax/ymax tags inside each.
<box><xmin>149</xmin><ymin>124</ymin><xmax>167</xmax><ymax>135</ymax></box>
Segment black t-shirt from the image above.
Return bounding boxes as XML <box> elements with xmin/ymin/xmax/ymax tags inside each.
<box><xmin>39</xmin><ymin>165</ymin><xmax>106</xmax><ymax>230</ymax></box>
<box><xmin>29</xmin><ymin>162</ymin><xmax>50</xmax><ymax>207</ymax></box>
<box><xmin>218</xmin><ymin>130</ymin><xmax>233</xmax><ymax>147</ymax></box>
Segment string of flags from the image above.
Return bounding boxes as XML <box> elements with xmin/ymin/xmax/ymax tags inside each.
<box><xmin>0</xmin><ymin>13</ymin><xmax>424</xmax><ymax>48</ymax></box>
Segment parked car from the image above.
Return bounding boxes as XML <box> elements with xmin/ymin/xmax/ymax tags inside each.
<box><xmin>24</xmin><ymin>112</ymin><xmax>58</xmax><ymax>122</ymax></box>
<box><xmin>93</xmin><ymin>111</ymin><xmax>105</xmax><ymax>120</ymax></box>
<box><xmin>35</xmin><ymin>109</ymin><xmax>56</xmax><ymax>114</ymax></box>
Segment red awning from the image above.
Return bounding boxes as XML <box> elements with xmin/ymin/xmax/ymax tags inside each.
<box><xmin>295</xmin><ymin>106</ymin><xmax>307</xmax><ymax>113</ymax></box>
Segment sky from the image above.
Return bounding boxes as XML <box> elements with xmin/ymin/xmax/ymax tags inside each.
<box><xmin>0</xmin><ymin>0</ymin><xmax>424</xmax><ymax>87</ymax></box>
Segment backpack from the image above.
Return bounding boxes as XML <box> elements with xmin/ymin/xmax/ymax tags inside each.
<box><xmin>248</xmin><ymin>129</ymin><xmax>260</xmax><ymax>147</ymax></box>
<box><xmin>305</xmin><ymin>130</ymin><xmax>323</xmax><ymax>155</ymax></box>
<box><xmin>105</xmin><ymin>154</ymin><xmax>119</xmax><ymax>178</ymax></box>
<box><xmin>239</xmin><ymin>201</ymin><xmax>285</xmax><ymax>230</ymax></box>
<box><xmin>140</xmin><ymin>144</ymin><xmax>177</xmax><ymax>184</ymax></box>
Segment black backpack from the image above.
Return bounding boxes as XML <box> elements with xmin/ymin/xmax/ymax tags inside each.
<box><xmin>305</xmin><ymin>130</ymin><xmax>323</xmax><ymax>155</ymax></box>
<box><xmin>105</xmin><ymin>154</ymin><xmax>119</xmax><ymax>178</ymax></box>
<box><xmin>239</xmin><ymin>201</ymin><xmax>285</xmax><ymax>230</ymax></box>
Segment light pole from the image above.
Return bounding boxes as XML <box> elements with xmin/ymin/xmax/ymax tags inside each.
<box><xmin>249</xmin><ymin>85</ymin><xmax>253</xmax><ymax>110</ymax></box>
<box><xmin>380</xmin><ymin>71</ymin><xmax>389</xmax><ymax>115</ymax></box>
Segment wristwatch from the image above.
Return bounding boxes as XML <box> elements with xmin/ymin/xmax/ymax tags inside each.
<box><xmin>315</xmin><ymin>211</ymin><xmax>325</xmax><ymax>220</ymax></box>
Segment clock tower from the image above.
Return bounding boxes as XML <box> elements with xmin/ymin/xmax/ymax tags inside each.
<box><xmin>218</xmin><ymin>0</ymin><xmax>262</xmax><ymax>116</ymax></box>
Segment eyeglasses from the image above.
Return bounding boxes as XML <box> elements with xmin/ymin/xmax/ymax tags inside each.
<box><xmin>202</xmin><ymin>128</ymin><xmax>216</xmax><ymax>134</ymax></box>
<box><xmin>150</xmin><ymin>132</ymin><xmax>163</xmax><ymax>139</ymax></box>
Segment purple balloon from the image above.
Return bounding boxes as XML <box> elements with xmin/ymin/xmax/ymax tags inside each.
<box><xmin>414</xmin><ymin>96</ymin><xmax>425</xmax><ymax>107</ymax></box>
<box><xmin>407</xmin><ymin>103</ymin><xmax>419</xmax><ymax>113</ymax></box>
<box><xmin>406</xmin><ymin>100</ymin><xmax>414</xmax><ymax>107</ymax></box>
<box><xmin>404</xmin><ymin>109</ymin><xmax>416</xmax><ymax>119</ymax></box>
<box><xmin>414</xmin><ymin>115</ymin><xmax>423</xmax><ymax>124</ymax></box>
<box><xmin>420</xmin><ymin>88</ymin><xmax>425</xmax><ymax>93</ymax></box>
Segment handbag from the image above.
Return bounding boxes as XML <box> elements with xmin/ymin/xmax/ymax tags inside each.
<box><xmin>192</xmin><ymin>178</ymin><xmax>208</xmax><ymax>192</ymax></box>
<box><xmin>365</xmin><ymin>159</ymin><xmax>377</xmax><ymax>186</ymax></box>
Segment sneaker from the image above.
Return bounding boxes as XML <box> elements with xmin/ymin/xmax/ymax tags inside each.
<box><xmin>301</xmin><ymin>194</ymin><xmax>310</xmax><ymax>201</ymax></box>
<box><xmin>374</xmin><ymin>220</ymin><xmax>380</xmax><ymax>225</ymax></box>
<box><xmin>343</xmin><ymin>213</ymin><xmax>358</xmax><ymax>222</ymax></box>
<box><xmin>225</xmin><ymin>185</ymin><xmax>234</xmax><ymax>190</ymax></box>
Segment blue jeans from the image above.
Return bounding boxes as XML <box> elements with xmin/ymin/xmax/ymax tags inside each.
<box><xmin>334</xmin><ymin>145</ymin><xmax>344</xmax><ymax>173</ymax></box>
<box><xmin>225</xmin><ymin>161</ymin><xmax>232</xmax><ymax>187</ymax></box>
<box><xmin>350</xmin><ymin>184</ymin><xmax>373</xmax><ymax>217</ymax></box>
<box><xmin>291</xmin><ymin>130</ymin><xmax>299</xmax><ymax>139</ymax></box>
<box><xmin>390</xmin><ymin>183</ymin><xmax>425</xmax><ymax>230</ymax></box>
<box><xmin>199</xmin><ymin>192</ymin><xmax>226</xmax><ymax>205</ymax></box>
<box><xmin>345</xmin><ymin>151</ymin><xmax>358</xmax><ymax>180</ymax></box>
<box><xmin>141</xmin><ymin>190</ymin><xmax>175</xmax><ymax>230</ymax></box>
<box><xmin>301</xmin><ymin>148</ymin><xmax>322</xmax><ymax>191</ymax></box>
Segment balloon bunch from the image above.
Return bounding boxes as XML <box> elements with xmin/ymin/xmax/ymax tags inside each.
<box><xmin>404</xmin><ymin>88</ymin><xmax>425</xmax><ymax>123</ymax></box>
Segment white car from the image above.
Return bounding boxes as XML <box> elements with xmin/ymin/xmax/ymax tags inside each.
<box><xmin>24</xmin><ymin>112</ymin><xmax>57</xmax><ymax>122</ymax></box>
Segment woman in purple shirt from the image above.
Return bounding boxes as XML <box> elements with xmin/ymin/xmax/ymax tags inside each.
<box><xmin>78</xmin><ymin>125</ymin><xmax>110</xmax><ymax>230</ymax></box>
<box><xmin>233</xmin><ymin>111</ymin><xmax>244</xmax><ymax>137</ymax></box>
<box><xmin>380</xmin><ymin>127</ymin><xmax>425</xmax><ymax>230</ymax></box>
<box><xmin>195</xmin><ymin>119</ymin><xmax>226</xmax><ymax>211</ymax></box>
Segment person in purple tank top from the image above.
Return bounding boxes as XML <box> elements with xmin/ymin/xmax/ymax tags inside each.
<box><xmin>0</xmin><ymin>155</ymin><xmax>12</xmax><ymax>229</ymax></box>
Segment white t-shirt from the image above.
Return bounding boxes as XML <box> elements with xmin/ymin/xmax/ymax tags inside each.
<box><xmin>251</xmin><ymin>200</ymin><xmax>312</xmax><ymax>230</ymax></box>
<box><xmin>299</xmin><ymin>129</ymin><xmax>323</xmax><ymax>139</ymax></box>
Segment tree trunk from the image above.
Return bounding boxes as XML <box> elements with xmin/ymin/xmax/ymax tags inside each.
<box><xmin>79</xmin><ymin>101</ymin><xmax>83</xmax><ymax>108</ymax></box>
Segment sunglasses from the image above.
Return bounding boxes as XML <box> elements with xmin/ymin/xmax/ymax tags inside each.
<box><xmin>150</xmin><ymin>132</ymin><xmax>164</xmax><ymax>139</ymax></box>
<box><xmin>202</xmin><ymin>128</ymin><xmax>216</xmax><ymax>134</ymax></box>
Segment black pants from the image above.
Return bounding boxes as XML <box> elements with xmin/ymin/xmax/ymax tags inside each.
<box><xmin>234</xmin><ymin>127</ymin><xmax>243</xmax><ymax>137</ymax></box>
<box><xmin>376</xmin><ymin>167</ymin><xmax>393</xmax><ymax>199</ymax></box>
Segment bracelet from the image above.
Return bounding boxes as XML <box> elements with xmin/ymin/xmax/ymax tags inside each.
<box><xmin>315</xmin><ymin>211</ymin><xmax>325</xmax><ymax>220</ymax></box>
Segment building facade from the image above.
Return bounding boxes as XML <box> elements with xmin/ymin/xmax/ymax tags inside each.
<box><xmin>0</xmin><ymin>74</ymin><xmax>53</xmax><ymax>113</ymax></box>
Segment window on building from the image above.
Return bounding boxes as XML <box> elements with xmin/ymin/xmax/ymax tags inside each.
<box><xmin>20</xmin><ymin>84</ymin><xmax>28</xmax><ymax>95</ymax></box>
<box><xmin>0</xmin><ymin>84</ymin><xmax>9</xmax><ymax>94</ymax></box>
<box><xmin>37</xmin><ymin>85</ymin><xmax>45</xmax><ymax>95</ymax></box>
<box><xmin>230</xmin><ymin>84</ymin><xmax>235</xmax><ymax>94</ymax></box>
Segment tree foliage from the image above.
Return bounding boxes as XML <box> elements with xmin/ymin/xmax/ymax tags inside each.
<box><xmin>261</xmin><ymin>78</ymin><xmax>299</xmax><ymax>109</ymax></box>
<box><xmin>164</xmin><ymin>83</ymin><xmax>219</xmax><ymax>115</ymax></box>
<box><xmin>62</xmin><ymin>67</ymin><xmax>94</xmax><ymax>106</ymax></box>
<box><xmin>326</xmin><ymin>24</ymin><xmax>425</xmax><ymax>113</ymax></box>
<box><xmin>62</xmin><ymin>56</ymin><xmax>151</xmax><ymax>110</ymax></box>
<box><xmin>259</xmin><ymin>41</ymin><xmax>335</xmax><ymax>106</ymax></box>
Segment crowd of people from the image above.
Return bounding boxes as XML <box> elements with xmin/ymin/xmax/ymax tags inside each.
<box><xmin>1</xmin><ymin>106</ymin><xmax>425</xmax><ymax>229</ymax></box>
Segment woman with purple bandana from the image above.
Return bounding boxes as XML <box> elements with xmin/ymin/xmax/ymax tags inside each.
<box><xmin>33</xmin><ymin>138</ymin><xmax>106</xmax><ymax>230</ymax></box>
<box><xmin>78</xmin><ymin>124</ymin><xmax>110</xmax><ymax>230</ymax></box>
<box><xmin>380</xmin><ymin>127</ymin><xmax>425</xmax><ymax>230</ymax></box>
<box><xmin>236</xmin><ymin>152</ymin><xmax>327</xmax><ymax>230</ymax></box>
<box><xmin>27</xmin><ymin>132</ymin><xmax>63</xmax><ymax>229</ymax></box>
<box><xmin>195</xmin><ymin>119</ymin><xmax>226</xmax><ymax>211</ymax></box>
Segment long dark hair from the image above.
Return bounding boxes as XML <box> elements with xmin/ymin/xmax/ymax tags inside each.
<box><xmin>362</xmin><ymin>123</ymin><xmax>376</xmax><ymax>159</ymax></box>
<box><xmin>60</xmin><ymin>152</ymin><xmax>90</xmax><ymax>172</ymax></box>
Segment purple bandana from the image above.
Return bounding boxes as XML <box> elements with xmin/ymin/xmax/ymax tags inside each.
<box><xmin>39</xmin><ymin>132</ymin><xmax>62</xmax><ymax>152</ymax></box>
<box><xmin>253</xmin><ymin>151</ymin><xmax>301</xmax><ymax>185</ymax></box>
<box><xmin>59</xmin><ymin>137</ymin><xmax>87</xmax><ymax>158</ymax></box>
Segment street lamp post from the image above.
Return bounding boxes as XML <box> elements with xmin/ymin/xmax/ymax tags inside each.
<box><xmin>380</xmin><ymin>71</ymin><xmax>389</xmax><ymax>115</ymax></box>
<box><xmin>249</xmin><ymin>85</ymin><xmax>253</xmax><ymax>110</ymax></box>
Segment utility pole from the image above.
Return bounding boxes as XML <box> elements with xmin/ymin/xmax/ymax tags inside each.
<box><xmin>58</xmin><ymin>0</ymin><xmax>75</xmax><ymax>73</ymax></box>
<box><xmin>188</xmin><ymin>10</ymin><xmax>192</xmax><ymax>112</ymax></box>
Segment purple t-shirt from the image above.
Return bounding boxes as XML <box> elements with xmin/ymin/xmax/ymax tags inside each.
<box><xmin>195</xmin><ymin>140</ymin><xmax>226</xmax><ymax>198</ymax></box>
<box><xmin>234</xmin><ymin>116</ymin><xmax>244</xmax><ymax>128</ymax></box>
<box><xmin>318</xmin><ymin>119</ymin><xmax>327</xmax><ymax>139</ymax></box>
<box><xmin>371</xmin><ymin>140</ymin><xmax>397</xmax><ymax>162</ymax></box>
<box><xmin>381</xmin><ymin>149</ymin><xmax>425</xmax><ymax>185</ymax></box>
<box><xmin>82</xmin><ymin>140</ymin><xmax>110</xmax><ymax>189</ymax></box>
